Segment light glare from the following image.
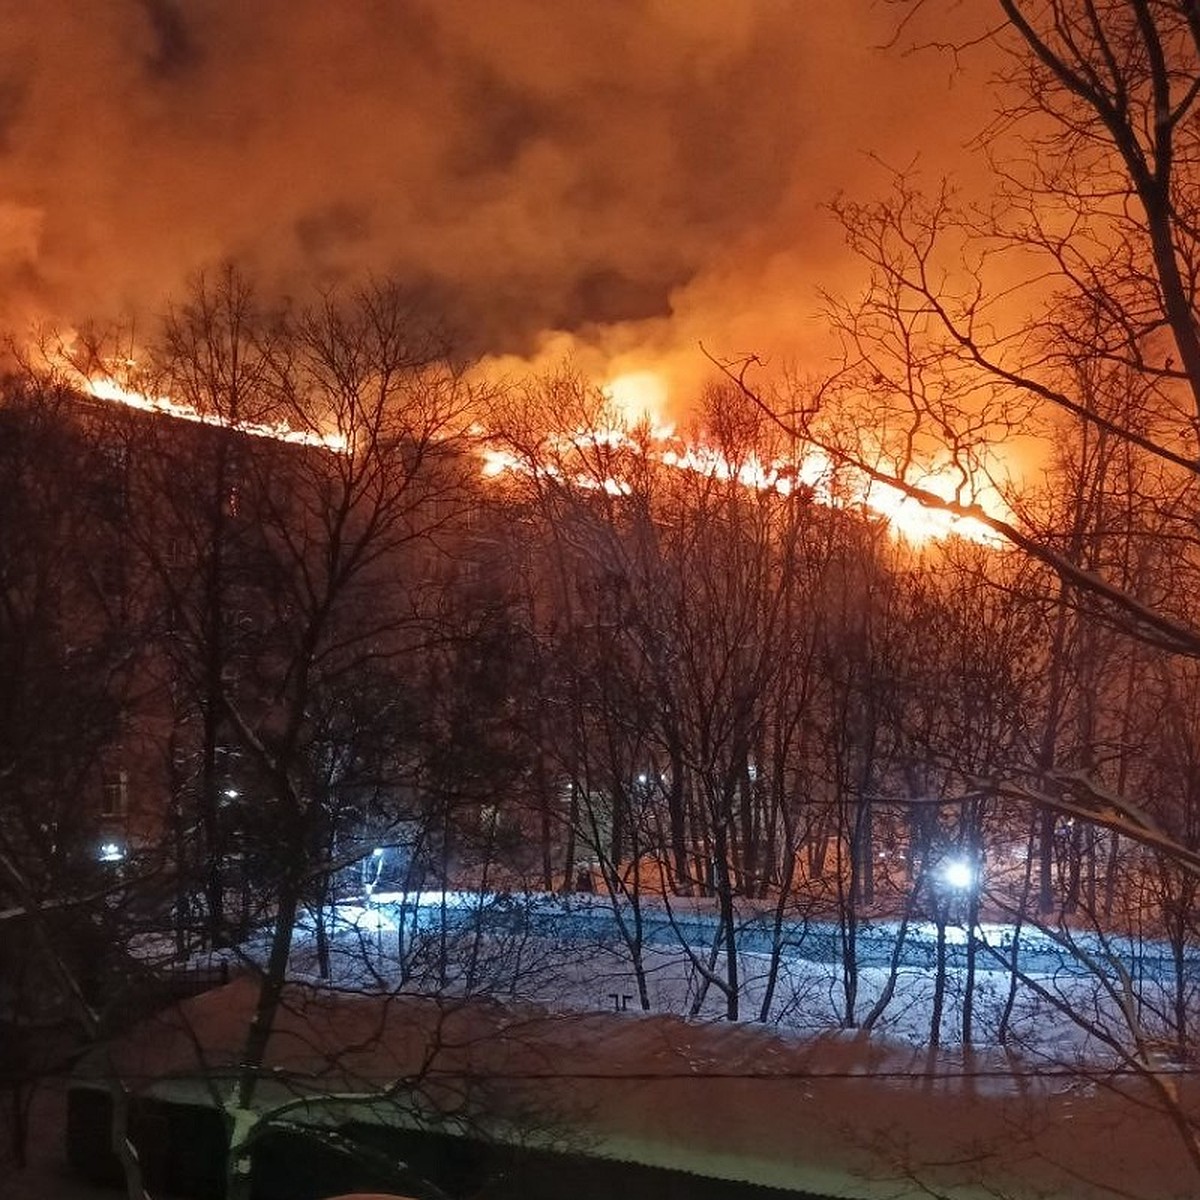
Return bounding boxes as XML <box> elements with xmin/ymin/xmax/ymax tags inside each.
<box><xmin>940</xmin><ymin>856</ymin><xmax>976</xmax><ymax>890</ymax></box>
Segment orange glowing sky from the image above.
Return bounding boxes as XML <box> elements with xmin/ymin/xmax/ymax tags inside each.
<box><xmin>0</xmin><ymin>1</ymin><xmax>1001</xmax><ymax>417</ymax></box>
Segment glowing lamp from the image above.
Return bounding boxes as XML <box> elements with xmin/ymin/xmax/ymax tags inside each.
<box><xmin>940</xmin><ymin>856</ymin><xmax>976</xmax><ymax>890</ymax></box>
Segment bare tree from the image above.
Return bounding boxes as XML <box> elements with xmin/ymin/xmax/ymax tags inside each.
<box><xmin>82</xmin><ymin>270</ymin><xmax>478</xmax><ymax>1198</ymax></box>
<box><xmin>0</xmin><ymin>363</ymin><xmax>179</xmax><ymax>1193</ymax></box>
<box><xmin>708</xmin><ymin>0</ymin><xmax>1200</xmax><ymax>879</ymax></box>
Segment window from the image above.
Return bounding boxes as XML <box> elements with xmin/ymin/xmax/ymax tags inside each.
<box><xmin>100</xmin><ymin>442</ymin><xmax>129</xmax><ymax>471</ymax></box>
<box><xmin>101</xmin><ymin>770</ymin><xmax>128</xmax><ymax>818</ymax></box>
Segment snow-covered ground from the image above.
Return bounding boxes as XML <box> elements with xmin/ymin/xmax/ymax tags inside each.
<box><xmin>305</xmin><ymin>889</ymin><xmax>1193</xmax><ymax>1067</ymax></box>
<box><xmin>22</xmin><ymin>889</ymin><xmax>1200</xmax><ymax>1200</ymax></box>
<box><xmin>242</xmin><ymin>889</ymin><xmax>1196</xmax><ymax>1197</ymax></box>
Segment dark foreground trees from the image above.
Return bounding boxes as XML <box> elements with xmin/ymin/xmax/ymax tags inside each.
<box><xmin>0</xmin><ymin>372</ymin><xmax>154</xmax><ymax>1172</ymax></box>
<box><xmin>123</xmin><ymin>272</ymin><xmax>484</xmax><ymax>1199</ymax></box>
<box><xmin>0</xmin><ymin>270</ymin><xmax>521</xmax><ymax>1199</ymax></box>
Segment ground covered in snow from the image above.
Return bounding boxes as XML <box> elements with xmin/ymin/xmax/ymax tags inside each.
<box><xmin>17</xmin><ymin>890</ymin><xmax>1200</xmax><ymax>1199</ymax></box>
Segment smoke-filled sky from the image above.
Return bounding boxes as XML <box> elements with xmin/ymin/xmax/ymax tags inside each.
<box><xmin>2</xmin><ymin>1</ymin><xmax>995</xmax><ymax>410</ymax></box>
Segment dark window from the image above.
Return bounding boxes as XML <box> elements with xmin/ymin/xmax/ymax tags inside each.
<box><xmin>101</xmin><ymin>771</ymin><xmax>128</xmax><ymax>818</ymax></box>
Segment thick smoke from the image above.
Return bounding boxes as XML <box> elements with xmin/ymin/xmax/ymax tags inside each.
<box><xmin>0</xmin><ymin>1</ymin><xmax>992</xmax><ymax>404</ymax></box>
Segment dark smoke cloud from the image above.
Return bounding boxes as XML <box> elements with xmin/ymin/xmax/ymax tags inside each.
<box><xmin>0</xmin><ymin>1</ymin><xmax>994</xmax><ymax>390</ymax></box>
<box><xmin>138</xmin><ymin>0</ymin><xmax>202</xmax><ymax>79</ymax></box>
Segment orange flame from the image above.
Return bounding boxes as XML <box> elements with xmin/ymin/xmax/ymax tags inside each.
<box><xmin>79</xmin><ymin>371</ymin><xmax>348</xmax><ymax>453</ymax></box>
<box><xmin>76</xmin><ymin>363</ymin><xmax>1005</xmax><ymax>546</ymax></box>
<box><xmin>483</xmin><ymin>418</ymin><xmax>1005</xmax><ymax>547</ymax></box>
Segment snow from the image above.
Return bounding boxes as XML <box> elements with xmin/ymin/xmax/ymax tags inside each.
<box><xmin>280</xmin><ymin>892</ymin><xmax>1185</xmax><ymax>1067</ymax></box>
<box><xmin>64</xmin><ymin>968</ymin><xmax>1197</xmax><ymax>1200</ymax></box>
<box><xmin>30</xmin><ymin>890</ymin><xmax>1190</xmax><ymax>1198</ymax></box>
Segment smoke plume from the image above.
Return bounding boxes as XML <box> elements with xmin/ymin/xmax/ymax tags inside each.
<box><xmin>1</xmin><ymin>1</ymin><xmax>993</xmax><ymax>408</ymax></box>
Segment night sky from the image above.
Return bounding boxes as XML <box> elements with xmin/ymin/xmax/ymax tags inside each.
<box><xmin>2</xmin><ymin>1</ymin><xmax>995</xmax><ymax>409</ymax></box>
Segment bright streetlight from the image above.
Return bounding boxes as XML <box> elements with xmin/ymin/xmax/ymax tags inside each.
<box><xmin>939</xmin><ymin>855</ymin><xmax>977</xmax><ymax>891</ymax></box>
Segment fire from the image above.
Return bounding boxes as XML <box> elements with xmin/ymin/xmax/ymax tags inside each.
<box><xmin>863</xmin><ymin>472</ymin><xmax>1002</xmax><ymax>546</ymax></box>
<box><xmin>75</xmin><ymin>362</ymin><xmax>1005</xmax><ymax>547</ymax></box>
<box><xmin>602</xmin><ymin>371</ymin><xmax>669</xmax><ymax>424</ymax></box>
<box><xmin>79</xmin><ymin>372</ymin><xmax>349</xmax><ymax>453</ymax></box>
<box><xmin>480</xmin><ymin>442</ymin><xmax>631</xmax><ymax>496</ymax></box>
<box><xmin>591</xmin><ymin>369</ymin><xmax>1006</xmax><ymax>545</ymax></box>
<box><xmin>657</xmin><ymin>442</ymin><xmax>798</xmax><ymax>495</ymax></box>
<box><xmin>484</xmin><ymin>410</ymin><xmax>1005</xmax><ymax>547</ymax></box>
